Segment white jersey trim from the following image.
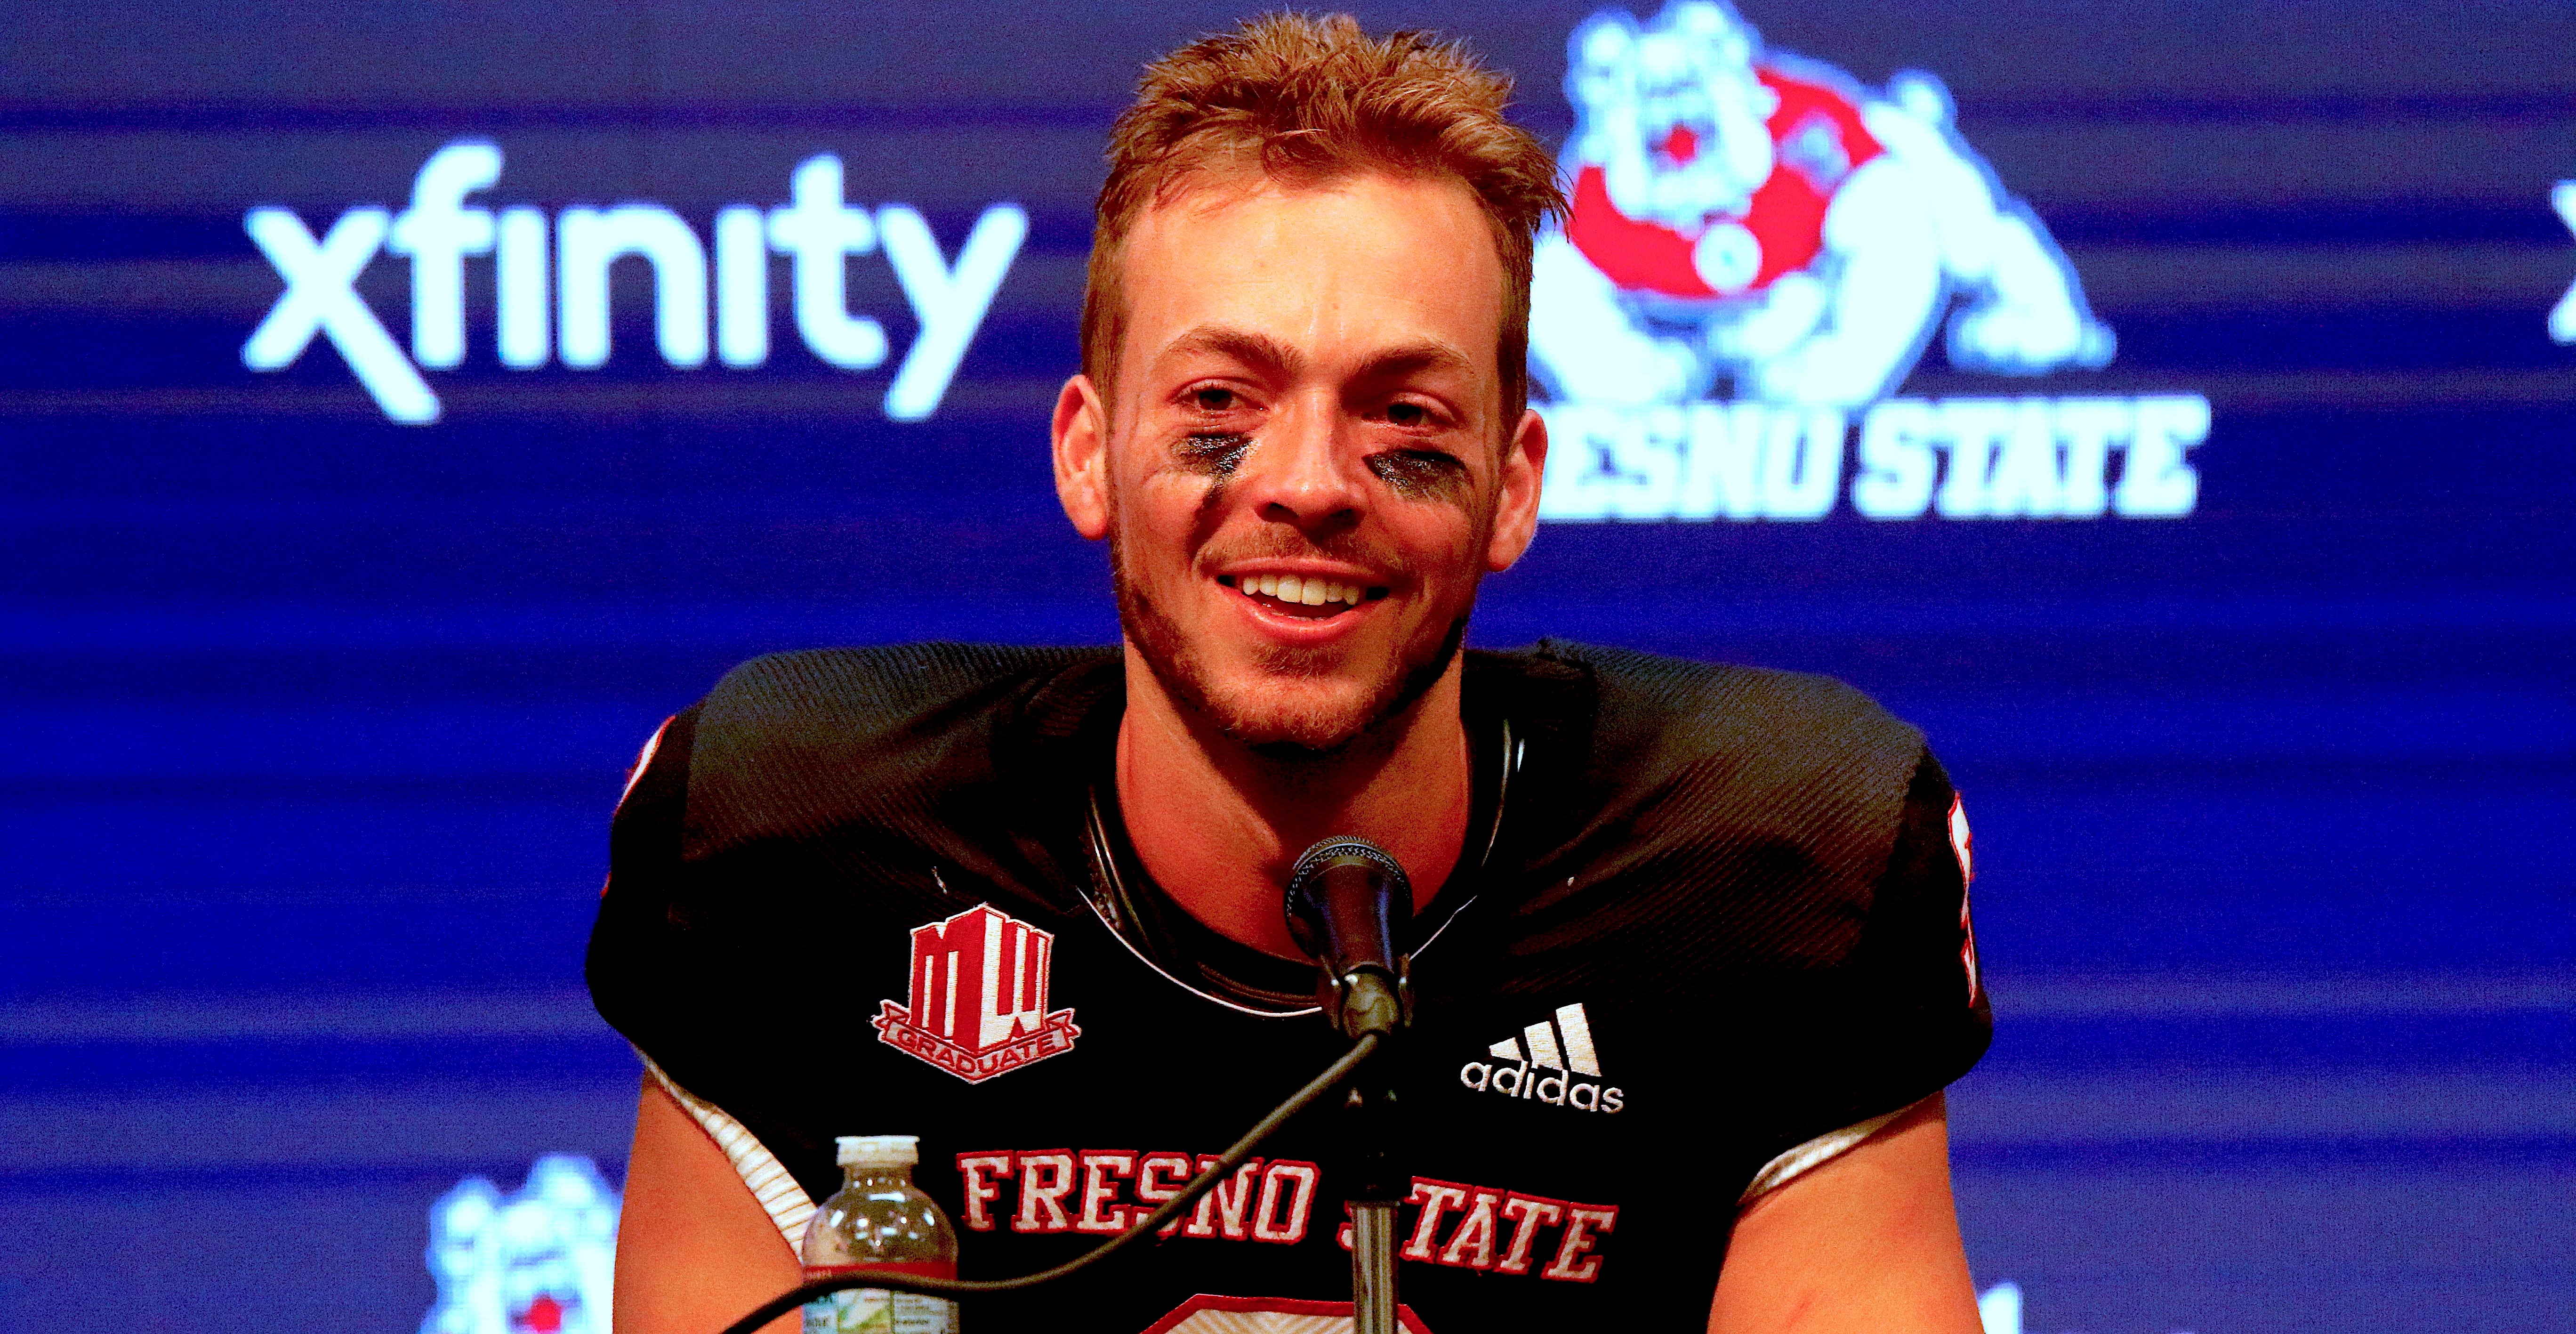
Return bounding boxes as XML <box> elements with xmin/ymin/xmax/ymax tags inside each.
<box><xmin>1738</xmin><ymin>1093</ymin><xmax>1936</xmax><ymax>1205</ymax></box>
<box><xmin>644</xmin><ymin>1054</ymin><xmax>816</xmax><ymax>1253</ymax></box>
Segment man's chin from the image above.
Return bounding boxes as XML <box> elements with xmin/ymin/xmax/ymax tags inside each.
<box><xmin>1199</xmin><ymin>683</ymin><xmax>1384</xmax><ymax>756</ymax></box>
<box><xmin>1115</xmin><ymin>557</ymin><xmax>1469</xmax><ymax>760</ymax></box>
<box><xmin>1148</xmin><ymin>619</ymin><xmax>1468</xmax><ymax>760</ymax></box>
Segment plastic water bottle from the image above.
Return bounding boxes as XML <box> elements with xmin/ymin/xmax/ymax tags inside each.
<box><xmin>800</xmin><ymin>1135</ymin><xmax>959</xmax><ymax>1334</ymax></box>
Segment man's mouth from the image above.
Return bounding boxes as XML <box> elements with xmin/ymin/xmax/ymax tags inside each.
<box><xmin>1217</xmin><ymin>573</ymin><xmax>1389</xmax><ymax>621</ymax></box>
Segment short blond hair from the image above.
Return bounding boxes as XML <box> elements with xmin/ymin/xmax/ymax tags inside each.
<box><xmin>1082</xmin><ymin>13</ymin><xmax>1566</xmax><ymax>420</ymax></box>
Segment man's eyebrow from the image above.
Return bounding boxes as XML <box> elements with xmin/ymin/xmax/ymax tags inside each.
<box><xmin>1157</xmin><ymin>329</ymin><xmax>1480</xmax><ymax>387</ymax></box>
<box><xmin>1159</xmin><ymin>326</ymin><xmax>1306</xmax><ymax>378</ymax></box>
<box><xmin>1352</xmin><ymin>340</ymin><xmax>1479</xmax><ymax>383</ymax></box>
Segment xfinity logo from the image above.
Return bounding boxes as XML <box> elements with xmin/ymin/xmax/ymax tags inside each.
<box><xmin>243</xmin><ymin>140</ymin><xmax>1028</xmax><ymax>424</ymax></box>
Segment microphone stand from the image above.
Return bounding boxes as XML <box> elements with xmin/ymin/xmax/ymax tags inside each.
<box><xmin>1283</xmin><ymin>837</ymin><xmax>1414</xmax><ymax>1334</ymax></box>
<box><xmin>1335</xmin><ymin>972</ymin><xmax>1405</xmax><ymax>1334</ymax></box>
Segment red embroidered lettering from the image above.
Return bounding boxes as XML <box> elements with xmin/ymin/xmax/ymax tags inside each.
<box><xmin>1135</xmin><ymin>1151</ymin><xmax>1193</xmax><ymax>1237</ymax></box>
<box><xmin>1073</xmin><ymin>1150</ymin><xmax>1135</xmax><ymax>1234</ymax></box>
<box><xmin>1401</xmin><ymin>1179</ymin><xmax>1472</xmax><ymax>1261</ymax></box>
<box><xmin>874</xmin><ymin>905</ymin><xmax>1079</xmax><ymax>1083</ymax></box>
<box><xmin>1012</xmin><ymin>1149</ymin><xmax>1075</xmax><ymax>1234</ymax></box>
<box><xmin>955</xmin><ymin>1148</ymin><xmax>1614</xmax><ymax>1277</ymax></box>
<box><xmin>1437</xmin><ymin>1189</ymin><xmax>1504</xmax><ymax>1269</ymax></box>
<box><xmin>1184</xmin><ymin>1155</ymin><xmax>1265</xmax><ymax>1240</ymax></box>
<box><xmin>952</xmin><ymin>1152</ymin><xmax>1013</xmax><ymax>1232</ymax></box>
<box><xmin>1543</xmin><ymin>1204</ymin><xmax>1619</xmax><ymax>1282</ymax></box>
<box><xmin>1496</xmin><ymin>1194</ymin><xmax>1565</xmax><ymax>1276</ymax></box>
<box><xmin>1249</xmin><ymin>1160</ymin><xmax>1319</xmax><ymax>1245</ymax></box>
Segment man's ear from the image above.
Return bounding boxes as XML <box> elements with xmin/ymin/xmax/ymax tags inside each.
<box><xmin>1484</xmin><ymin>405</ymin><xmax>1549</xmax><ymax>572</ymax></box>
<box><xmin>1053</xmin><ymin>373</ymin><xmax>1111</xmax><ymax>541</ymax></box>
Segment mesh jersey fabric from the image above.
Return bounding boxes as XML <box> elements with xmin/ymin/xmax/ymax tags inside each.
<box><xmin>587</xmin><ymin>640</ymin><xmax>1990</xmax><ymax>1332</ymax></box>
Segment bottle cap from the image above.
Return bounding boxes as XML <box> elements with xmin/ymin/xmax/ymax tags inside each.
<box><xmin>835</xmin><ymin>1135</ymin><xmax>920</xmax><ymax>1168</ymax></box>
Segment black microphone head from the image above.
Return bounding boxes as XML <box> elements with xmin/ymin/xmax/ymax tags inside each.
<box><xmin>1282</xmin><ymin>835</ymin><xmax>1411</xmax><ymax>975</ymax></box>
<box><xmin>1284</xmin><ymin>835</ymin><xmax>1413</xmax><ymax>1038</ymax></box>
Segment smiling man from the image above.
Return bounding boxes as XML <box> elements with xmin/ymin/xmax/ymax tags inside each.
<box><xmin>590</xmin><ymin>15</ymin><xmax>1990</xmax><ymax>1334</ymax></box>
<box><xmin>1059</xmin><ymin>160</ymin><xmax>1543</xmax><ymax>960</ymax></box>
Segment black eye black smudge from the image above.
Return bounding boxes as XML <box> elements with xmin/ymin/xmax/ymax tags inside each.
<box><xmin>1173</xmin><ymin>432</ymin><xmax>1252</xmax><ymax>477</ymax></box>
<box><xmin>1368</xmin><ymin>449</ymin><xmax>1470</xmax><ymax>504</ymax></box>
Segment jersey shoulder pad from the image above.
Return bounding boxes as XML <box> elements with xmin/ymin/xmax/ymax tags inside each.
<box><xmin>686</xmin><ymin>642</ymin><xmax>1116</xmax><ymax>851</ymax></box>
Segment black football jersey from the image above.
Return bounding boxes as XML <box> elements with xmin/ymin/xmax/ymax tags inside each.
<box><xmin>587</xmin><ymin>641</ymin><xmax>1989</xmax><ymax>1332</ymax></box>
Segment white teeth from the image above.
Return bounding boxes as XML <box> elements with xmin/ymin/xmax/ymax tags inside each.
<box><xmin>1236</xmin><ymin>575</ymin><xmax>1369</xmax><ymax>607</ymax></box>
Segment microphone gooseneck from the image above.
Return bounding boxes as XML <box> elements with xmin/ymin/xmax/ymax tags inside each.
<box><xmin>1284</xmin><ymin>835</ymin><xmax>1412</xmax><ymax>1334</ymax></box>
<box><xmin>1283</xmin><ymin>835</ymin><xmax>1412</xmax><ymax>1038</ymax></box>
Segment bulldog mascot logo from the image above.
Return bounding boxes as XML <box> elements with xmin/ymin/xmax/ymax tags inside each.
<box><xmin>422</xmin><ymin>1156</ymin><xmax>619</xmax><ymax>1334</ymax></box>
<box><xmin>1531</xmin><ymin>1</ymin><xmax>2114</xmax><ymax>408</ymax></box>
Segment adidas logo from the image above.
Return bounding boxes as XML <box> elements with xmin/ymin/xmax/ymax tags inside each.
<box><xmin>1457</xmin><ymin>1003</ymin><xmax>1625</xmax><ymax>1113</ymax></box>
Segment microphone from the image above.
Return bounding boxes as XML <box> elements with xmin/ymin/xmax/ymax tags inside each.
<box><xmin>1286</xmin><ymin>837</ymin><xmax>1411</xmax><ymax>1334</ymax></box>
<box><xmin>1283</xmin><ymin>836</ymin><xmax>1412</xmax><ymax>1038</ymax></box>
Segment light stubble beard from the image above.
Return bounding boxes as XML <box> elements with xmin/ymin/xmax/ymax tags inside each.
<box><xmin>1111</xmin><ymin>535</ymin><xmax>1472</xmax><ymax>758</ymax></box>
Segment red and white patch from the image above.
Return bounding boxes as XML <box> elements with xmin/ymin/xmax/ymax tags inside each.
<box><xmin>1948</xmin><ymin>794</ymin><xmax>1982</xmax><ymax>1007</ymax></box>
<box><xmin>1139</xmin><ymin>1294</ymin><xmax>1433</xmax><ymax>1334</ymax></box>
<box><xmin>873</xmin><ymin>903</ymin><xmax>1080</xmax><ymax>1083</ymax></box>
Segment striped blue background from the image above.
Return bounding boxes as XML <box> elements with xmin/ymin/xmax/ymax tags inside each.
<box><xmin>2</xmin><ymin>1</ymin><xmax>2570</xmax><ymax>1330</ymax></box>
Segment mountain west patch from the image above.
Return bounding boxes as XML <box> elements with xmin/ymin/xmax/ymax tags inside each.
<box><xmin>874</xmin><ymin>903</ymin><xmax>1080</xmax><ymax>1083</ymax></box>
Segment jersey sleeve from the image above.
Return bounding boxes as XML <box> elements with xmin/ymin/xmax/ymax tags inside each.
<box><xmin>1743</xmin><ymin>746</ymin><xmax>1991</xmax><ymax>1167</ymax></box>
<box><xmin>585</xmin><ymin>705</ymin><xmax>742</xmax><ymax>1125</ymax></box>
<box><xmin>1857</xmin><ymin>746</ymin><xmax>1988</xmax><ymax>1031</ymax></box>
<box><xmin>587</xmin><ymin>708</ymin><xmax>846</xmax><ymax>1239</ymax></box>
<box><xmin>588</xmin><ymin>704</ymin><xmax>692</xmax><ymax>1047</ymax></box>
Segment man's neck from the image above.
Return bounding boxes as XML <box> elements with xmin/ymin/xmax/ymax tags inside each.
<box><xmin>1114</xmin><ymin>645</ymin><xmax>1472</xmax><ymax>960</ymax></box>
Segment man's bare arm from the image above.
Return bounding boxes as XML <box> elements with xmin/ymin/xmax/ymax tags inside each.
<box><xmin>1707</xmin><ymin>1093</ymin><xmax>1984</xmax><ymax>1334</ymax></box>
<box><xmin>614</xmin><ymin>1077</ymin><xmax>804</xmax><ymax>1334</ymax></box>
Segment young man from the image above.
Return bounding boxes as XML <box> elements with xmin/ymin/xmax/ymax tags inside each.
<box><xmin>591</xmin><ymin>16</ymin><xmax>1989</xmax><ymax>1334</ymax></box>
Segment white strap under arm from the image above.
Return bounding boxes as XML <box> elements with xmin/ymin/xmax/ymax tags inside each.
<box><xmin>644</xmin><ymin>1056</ymin><xmax>817</xmax><ymax>1253</ymax></box>
<box><xmin>1738</xmin><ymin>1094</ymin><xmax>1935</xmax><ymax>1205</ymax></box>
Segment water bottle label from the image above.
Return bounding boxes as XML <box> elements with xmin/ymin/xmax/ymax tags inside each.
<box><xmin>801</xmin><ymin>1264</ymin><xmax>957</xmax><ymax>1334</ymax></box>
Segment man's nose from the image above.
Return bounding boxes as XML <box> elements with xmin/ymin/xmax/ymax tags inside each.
<box><xmin>1241</xmin><ymin>404</ymin><xmax>1365</xmax><ymax>534</ymax></box>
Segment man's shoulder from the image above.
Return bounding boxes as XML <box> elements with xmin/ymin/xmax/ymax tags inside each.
<box><xmin>1477</xmin><ymin>639</ymin><xmax>1930</xmax><ymax>896</ymax></box>
<box><xmin>680</xmin><ymin>642</ymin><xmax>1118</xmax><ymax>848</ymax></box>
<box><xmin>1479</xmin><ymin>639</ymin><xmax>1924</xmax><ymax>777</ymax></box>
<box><xmin>1469</xmin><ymin>643</ymin><xmax>1948</xmax><ymax>988</ymax></box>
<box><xmin>698</xmin><ymin>642</ymin><xmax>1115</xmax><ymax>732</ymax></box>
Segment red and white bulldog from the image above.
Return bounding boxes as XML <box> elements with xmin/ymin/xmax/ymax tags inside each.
<box><xmin>1530</xmin><ymin>1</ymin><xmax>2115</xmax><ymax>408</ymax></box>
<box><xmin>425</xmin><ymin>1156</ymin><xmax>619</xmax><ymax>1334</ymax></box>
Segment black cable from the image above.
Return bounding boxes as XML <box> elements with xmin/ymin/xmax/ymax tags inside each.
<box><xmin>714</xmin><ymin>1031</ymin><xmax>1383</xmax><ymax>1334</ymax></box>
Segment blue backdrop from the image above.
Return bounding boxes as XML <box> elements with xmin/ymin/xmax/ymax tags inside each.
<box><xmin>3</xmin><ymin>2</ymin><xmax>2570</xmax><ymax>1331</ymax></box>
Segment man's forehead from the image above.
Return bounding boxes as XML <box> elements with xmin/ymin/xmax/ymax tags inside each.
<box><xmin>1115</xmin><ymin>169</ymin><xmax>1505</xmax><ymax>374</ymax></box>
<box><xmin>1127</xmin><ymin>165</ymin><xmax>1488</xmax><ymax>244</ymax></box>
